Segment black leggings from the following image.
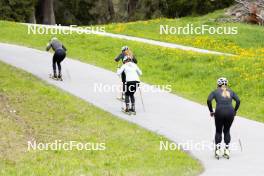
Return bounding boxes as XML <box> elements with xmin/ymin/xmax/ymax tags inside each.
<box><xmin>53</xmin><ymin>49</ymin><xmax>66</xmax><ymax>74</ymax></box>
<box><xmin>125</xmin><ymin>81</ymin><xmax>140</xmax><ymax>105</ymax></box>
<box><xmin>121</xmin><ymin>72</ymin><xmax>126</xmax><ymax>93</ymax></box>
<box><xmin>214</xmin><ymin>107</ymin><xmax>235</xmax><ymax>147</ymax></box>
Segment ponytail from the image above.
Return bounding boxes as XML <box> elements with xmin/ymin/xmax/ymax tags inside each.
<box><xmin>125</xmin><ymin>49</ymin><xmax>133</xmax><ymax>59</ymax></box>
<box><xmin>221</xmin><ymin>85</ymin><xmax>231</xmax><ymax>98</ymax></box>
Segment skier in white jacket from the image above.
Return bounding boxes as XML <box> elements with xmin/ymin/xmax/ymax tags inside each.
<box><xmin>117</xmin><ymin>56</ymin><xmax>142</xmax><ymax>114</ymax></box>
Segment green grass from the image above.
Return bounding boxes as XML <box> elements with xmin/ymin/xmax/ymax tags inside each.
<box><xmin>0</xmin><ymin>61</ymin><xmax>202</xmax><ymax>175</ymax></box>
<box><xmin>0</xmin><ymin>20</ymin><xmax>263</xmax><ymax>123</ymax></box>
<box><xmin>103</xmin><ymin>10</ymin><xmax>264</xmax><ymax>55</ymax></box>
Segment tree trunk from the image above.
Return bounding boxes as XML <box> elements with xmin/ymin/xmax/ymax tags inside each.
<box><xmin>127</xmin><ymin>0</ymin><xmax>138</xmax><ymax>17</ymax></box>
<box><xmin>108</xmin><ymin>0</ymin><xmax>115</xmax><ymax>20</ymax></box>
<box><xmin>42</xmin><ymin>0</ymin><xmax>56</xmax><ymax>24</ymax></box>
<box><xmin>28</xmin><ymin>8</ymin><xmax>36</xmax><ymax>24</ymax></box>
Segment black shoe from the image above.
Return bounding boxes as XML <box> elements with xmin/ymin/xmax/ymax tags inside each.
<box><xmin>129</xmin><ymin>109</ymin><xmax>136</xmax><ymax>115</ymax></box>
<box><xmin>52</xmin><ymin>73</ymin><xmax>58</xmax><ymax>79</ymax></box>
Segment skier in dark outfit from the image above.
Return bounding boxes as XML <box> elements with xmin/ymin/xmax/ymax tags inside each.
<box><xmin>46</xmin><ymin>37</ymin><xmax>67</xmax><ymax>79</ymax></box>
<box><xmin>207</xmin><ymin>77</ymin><xmax>240</xmax><ymax>159</ymax></box>
<box><xmin>115</xmin><ymin>46</ymin><xmax>137</xmax><ymax>100</ymax></box>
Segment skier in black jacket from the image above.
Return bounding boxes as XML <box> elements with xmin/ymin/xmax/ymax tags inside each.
<box><xmin>207</xmin><ymin>77</ymin><xmax>240</xmax><ymax>159</ymax></box>
<box><xmin>114</xmin><ymin>46</ymin><xmax>137</xmax><ymax>100</ymax></box>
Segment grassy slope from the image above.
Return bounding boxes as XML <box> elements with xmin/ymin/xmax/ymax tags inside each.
<box><xmin>104</xmin><ymin>10</ymin><xmax>264</xmax><ymax>55</ymax></box>
<box><xmin>0</xmin><ymin>61</ymin><xmax>202</xmax><ymax>175</ymax></box>
<box><xmin>0</xmin><ymin>21</ymin><xmax>263</xmax><ymax>123</ymax></box>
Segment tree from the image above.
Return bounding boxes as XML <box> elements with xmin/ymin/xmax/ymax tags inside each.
<box><xmin>0</xmin><ymin>0</ymin><xmax>35</xmax><ymax>22</ymax></box>
<box><xmin>127</xmin><ymin>0</ymin><xmax>139</xmax><ymax>17</ymax></box>
<box><xmin>42</xmin><ymin>0</ymin><xmax>56</xmax><ymax>24</ymax></box>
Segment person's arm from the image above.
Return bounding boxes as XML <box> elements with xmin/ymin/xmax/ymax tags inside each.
<box><xmin>207</xmin><ymin>91</ymin><xmax>215</xmax><ymax>113</ymax></box>
<box><xmin>62</xmin><ymin>44</ymin><xmax>67</xmax><ymax>52</ymax></box>
<box><xmin>135</xmin><ymin>65</ymin><xmax>142</xmax><ymax>76</ymax></box>
<box><xmin>117</xmin><ymin>65</ymin><xmax>125</xmax><ymax>76</ymax></box>
<box><xmin>46</xmin><ymin>42</ymin><xmax>52</xmax><ymax>51</ymax></box>
<box><xmin>114</xmin><ymin>53</ymin><xmax>123</xmax><ymax>62</ymax></box>
<box><xmin>232</xmin><ymin>91</ymin><xmax>240</xmax><ymax>112</ymax></box>
<box><xmin>132</xmin><ymin>56</ymin><xmax>138</xmax><ymax>64</ymax></box>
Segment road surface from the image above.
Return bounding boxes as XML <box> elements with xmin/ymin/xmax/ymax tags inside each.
<box><xmin>0</xmin><ymin>43</ymin><xmax>263</xmax><ymax>176</ymax></box>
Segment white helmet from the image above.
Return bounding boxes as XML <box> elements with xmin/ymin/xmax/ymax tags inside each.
<box><xmin>51</xmin><ymin>37</ymin><xmax>58</xmax><ymax>41</ymax></box>
<box><xmin>121</xmin><ymin>46</ymin><xmax>128</xmax><ymax>52</ymax></box>
<box><xmin>217</xmin><ymin>77</ymin><xmax>228</xmax><ymax>86</ymax></box>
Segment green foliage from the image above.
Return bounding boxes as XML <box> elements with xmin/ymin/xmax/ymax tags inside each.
<box><xmin>0</xmin><ymin>0</ymin><xmax>35</xmax><ymax>22</ymax></box>
<box><xmin>0</xmin><ymin>0</ymin><xmax>235</xmax><ymax>24</ymax></box>
<box><xmin>166</xmin><ymin>0</ymin><xmax>234</xmax><ymax>17</ymax></box>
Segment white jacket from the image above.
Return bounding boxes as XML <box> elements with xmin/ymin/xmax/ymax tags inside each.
<box><xmin>117</xmin><ymin>62</ymin><xmax>142</xmax><ymax>82</ymax></box>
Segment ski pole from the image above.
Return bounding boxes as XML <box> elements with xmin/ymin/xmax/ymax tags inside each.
<box><xmin>235</xmin><ymin>116</ymin><xmax>243</xmax><ymax>152</ymax></box>
<box><xmin>139</xmin><ymin>86</ymin><xmax>145</xmax><ymax>112</ymax></box>
<box><xmin>232</xmin><ymin>116</ymin><xmax>243</xmax><ymax>152</ymax></box>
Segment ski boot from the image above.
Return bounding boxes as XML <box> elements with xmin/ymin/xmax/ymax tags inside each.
<box><xmin>223</xmin><ymin>146</ymin><xmax>230</xmax><ymax>159</ymax></box>
<box><xmin>50</xmin><ymin>72</ymin><xmax>58</xmax><ymax>80</ymax></box>
<box><xmin>215</xmin><ymin>145</ymin><xmax>221</xmax><ymax>160</ymax></box>
<box><xmin>122</xmin><ymin>104</ymin><xmax>131</xmax><ymax>115</ymax></box>
<box><xmin>57</xmin><ymin>73</ymin><xmax>63</xmax><ymax>81</ymax></box>
<box><xmin>129</xmin><ymin>103</ymin><xmax>136</xmax><ymax>115</ymax></box>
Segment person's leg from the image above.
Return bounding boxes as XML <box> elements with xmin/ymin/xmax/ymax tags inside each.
<box><xmin>214</xmin><ymin>116</ymin><xmax>224</xmax><ymax>158</ymax></box>
<box><xmin>121</xmin><ymin>72</ymin><xmax>126</xmax><ymax>99</ymax></box>
<box><xmin>214</xmin><ymin>116</ymin><xmax>224</xmax><ymax>147</ymax></box>
<box><xmin>129</xmin><ymin>82</ymin><xmax>138</xmax><ymax>112</ymax></box>
<box><xmin>52</xmin><ymin>54</ymin><xmax>57</xmax><ymax>78</ymax></box>
<box><xmin>124</xmin><ymin>82</ymin><xmax>130</xmax><ymax>111</ymax></box>
<box><xmin>57</xmin><ymin>50</ymin><xmax>66</xmax><ymax>78</ymax></box>
<box><xmin>223</xmin><ymin>114</ymin><xmax>235</xmax><ymax>148</ymax></box>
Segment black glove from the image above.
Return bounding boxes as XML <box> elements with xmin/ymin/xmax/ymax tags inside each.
<box><xmin>210</xmin><ymin>112</ymin><xmax>215</xmax><ymax>117</ymax></box>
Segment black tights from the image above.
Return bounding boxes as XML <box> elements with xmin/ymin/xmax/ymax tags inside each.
<box><xmin>125</xmin><ymin>81</ymin><xmax>139</xmax><ymax>108</ymax></box>
<box><xmin>215</xmin><ymin>109</ymin><xmax>235</xmax><ymax>148</ymax></box>
<box><xmin>53</xmin><ymin>49</ymin><xmax>66</xmax><ymax>75</ymax></box>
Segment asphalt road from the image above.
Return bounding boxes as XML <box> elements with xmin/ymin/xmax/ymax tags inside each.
<box><xmin>0</xmin><ymin>43</ymin><xmax>263</xmax><ymax>176</ymax></box>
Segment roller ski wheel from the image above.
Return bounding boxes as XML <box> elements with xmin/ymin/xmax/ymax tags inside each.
<box><xmin>223</xmin><ymin>149</ymin><xmax>230</xmax><ymax>159</ymax></box>
<box><xmin>121</xmin><ymin>108</ymin><xmax>131</xmax><ymax>115</ymax></box>
<box><xmin>49</xmin><ymin>74</ymin><xmax>58</xmax><ymax>80</ymax></box>
<box><xmin>129</xmin><ymin>109</ymin><xmax>136</xmax><ymax>115</ymax></box>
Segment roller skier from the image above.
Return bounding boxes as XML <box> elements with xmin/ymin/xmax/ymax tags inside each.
<box><xmin>117</xmin><ymin>56</ymin><xmax>142</xmax><ymax>115</ymax></box>
<box><xmin>46</xmin><ymin>37</ymin><xmax>67</xmax><ymax>81</ymax></box>
<box><xmin>207</xmin><ymin>77</ymin><xmax>240</xmax><ymax>159</ymax></box>
<box><xmin>115</xmin><ymin>46</ymin><xmax>137</xmax><ymax>101</ymax></box>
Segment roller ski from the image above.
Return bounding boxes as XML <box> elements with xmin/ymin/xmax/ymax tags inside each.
<box><xmin>215</xmin><ymin>149</ymin><xmax>221</xmax><ymax>160</ymax></box>
<box><xmin>121</xmin><ymin>107</ymin><xmax>131</xmax><ymax>115</ymax></box>
<box><xmin>223</xmin><ymin>148</ymin><xmax>230</xmax><ymax>159</ymax></box>
<box><xmin>129</xmin><ymin>104</ymin><xmax>136</xmax><ymax>115</ymax></box>
<box><xmin>215</xmin><ymin>145</ymin><xmax>221</xmax><ymax>160</ymax></box>
<box><xmin>57</xmin><ymin>74</ymin><xmax>63</xmax><ymax>81</ymax></box>
<box><xmin>49</xmin><ymin>74</ymin><xmax>63</xmax><ymax>81</ymax></box>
